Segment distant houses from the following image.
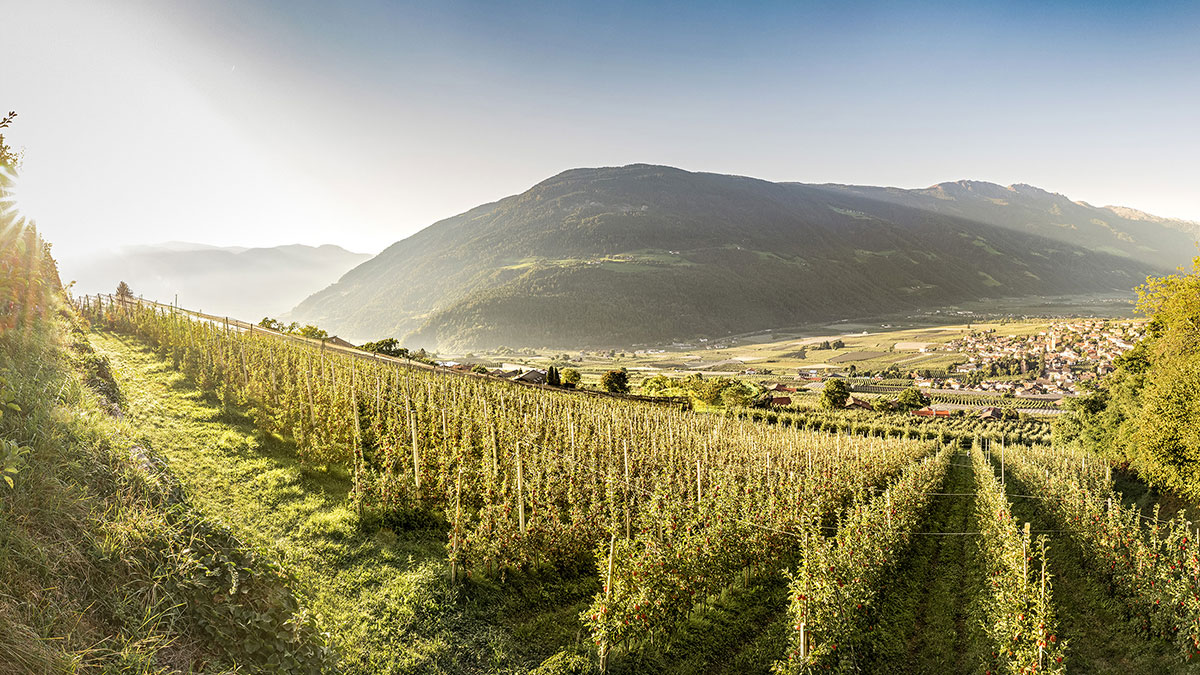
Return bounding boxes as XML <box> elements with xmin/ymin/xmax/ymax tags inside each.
<box><xmin>912</xmin><ymin>407</ymin><xmax>951</xmax><ymax>418</ymax></box>
<box><xmin>485</xmin><ymin>368</ymin><xmax>549</xmax><ymax>385</ymax></box>
<box><xmin>844</xmin><ymin>396</ymin><xmax>873</xmax><ymax>411</ymax></box>
<box><xmin>978</xmin><ymin>406</ymin><xmax>1004</xmax><ymax>420</ymax></box>
<box><xmin>513</xmin><ymin>370</ymin><xmax>547</xmax><ymax>385</ymax></box>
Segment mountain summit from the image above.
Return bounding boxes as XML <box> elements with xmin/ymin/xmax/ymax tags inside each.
<box><xmin>291</xmin><ymin>165</ymin><xmax>1187</xmax><ymax>349</ymax></box>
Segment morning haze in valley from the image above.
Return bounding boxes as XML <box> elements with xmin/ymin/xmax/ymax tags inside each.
<box><xmin>3</xmin><ymin>2</ymin><xmax>1200</xmax><ymax>674</ymax></box>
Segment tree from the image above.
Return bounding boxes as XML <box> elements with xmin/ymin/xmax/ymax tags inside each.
<box><xmin>0</xmin><ymin>111</ymin><xmax>19</xmax><ymax>169</ymax></box>
<box><xmin>297</xmin><ymin>325</ymin><xmax>328</xmax><ymax>340</ymax></box>
<box><xmin>720</xmin><ymin>381</ymin><xmax>756</xmax><ymax>408</ymax></box>
<box><xmin>600</xmin><ymin>369</ymin><xmax>630</xmax><ymax>394</ymax></box>
<box><xmin>831</xmin><ymin>339</ymin><xmax>845</xmax><ymax>349</ymax></box>
<box><xmin>562</xmin><ymin>368</ymin><xmax>582</xmax><ymax>387</ymax></box>
<box><xmin>896</xmin><ymin>387</ymin><xmax>929</xmax><ymax>410</ymax></box>
<box><xmin>642</xmin><ymin>374</ymin><xmax>672</xmax><ymax>394</ymax></box>
<box><xmin>258</xmin><ymin>318</ymin><xmax>306</xmax><ymax>335</ymax></box>
<box><xmin>361</xmin><ymin>337</ymin><xmax>408</xmax><ymax>358</ymax></box>
<box><xmin>546</xmin><ymin>366</ymin><xmax>561</xmax><ymax>387</ymax></box>
<box><xmin>698</xmin><ymin>377</ymin><xmax>734</xmax><ymax>405</ymax></box>
<box><xmin>821</xmin><ymin>378</ymin><xmax>851</xmax><ymax>409</ymax></box>
<box><xmin>116</xmin><ymin>281</ymin><xmax>134</xmax><ymax>300</ymax></box>
<box><xmin>1062</xmin><ymin>256</ymin><xmax>1200</xmax><ymax>499</ymax></box>
<box><xmin>471</xmin><ymin>364</ymin><xmax>489</xmax><ymax>374</ymax></box>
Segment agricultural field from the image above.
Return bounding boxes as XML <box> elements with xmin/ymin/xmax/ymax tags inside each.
<box><xmin>469</xmin><ymin>320</ymin><xmax>1053</xmax><ymax>384</ymax></box>
<box><xmin>6</xmin><ymin>292</ymin><xmax>1183</xmax><ymax>673</ymax></box>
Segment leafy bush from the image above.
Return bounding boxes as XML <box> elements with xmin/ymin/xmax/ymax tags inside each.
<box><xmin>532</xmin><ymin>649</ymin><xmax>593</xmax><ymax>675</ymax></box>
<box><xmin>600</xmin><ymin>369</ymin><xmax>630</xmax><ymax>394</ymax></box>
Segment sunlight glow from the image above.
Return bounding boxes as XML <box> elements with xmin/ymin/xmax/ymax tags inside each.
<box><xmin>0</xmin><ymin>164</ymin><xmax>38</xmax><ymax>228</ymax></box>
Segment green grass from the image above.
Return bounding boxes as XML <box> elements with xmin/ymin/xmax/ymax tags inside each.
<box><xmin>860</xmin><ymin>452</ymin><xmax>989</xmax><ymax>673</ymax></box>
<box><xmin>89</xmin><ymin>329</ymin><xmax>600</xmax><ymax>673</ymax></box>
<box><xmin>1</xmin><ymin>310</ymin><xmax>330</xmax><ymax>673</ymax></box>
<box><xmin>611</xmin><ymin>580</ymin><xmax>790</xmax><ymax>675</ymax></box>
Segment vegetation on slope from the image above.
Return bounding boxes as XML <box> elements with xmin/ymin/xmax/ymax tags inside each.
<box><xmin>87</xmin><ymin>331</ymin><xmax>574</xmax><ymax>673</ymax></box>
<box><xmin>1</xmin><ymin>285</ymin><xmax>332</xmax><ymax>674</ymax></box>
<box><xmin>817</xmin><ymin>180</ymin><xmax>1200</xmax><ymax>271</ymax></box>
<box><xmin>1</xmin><ymin>123</ymin><xmax>328</xmax><ymax>672</ymax></box>
<box><xmin>1057</xmin><ymin>257</ymin><xmax>1200</xmax><ymax>500</ymax></box>
<box><xmin>290</xmin><ymin>164</ymin><xmax>1155</xmax><ymax>349</ymax></box>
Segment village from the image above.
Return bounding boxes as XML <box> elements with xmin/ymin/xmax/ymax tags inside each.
<box><xmin>935</xmin><ymin>319</ymin><xmax>1143</xmax><ymax>395</ymax></box>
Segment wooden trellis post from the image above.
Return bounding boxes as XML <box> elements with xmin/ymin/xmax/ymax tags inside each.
<box><xmin>452</xmin><ymin>464</ymin><xmax>463</xmax><ymax>583</ymax></box>
<box><xmin>600</xmin><ymin>531</ymin><xmax>616</xmax><ymax>673</ymax></box>
<box><xmin>410</xmin><ymin>400</ymin><xmax>421</xmax><ymax>491</ymax></box>
<box><xmin>623</xmin><ymin>440</ymin><xmax>631</xmax><ymax>539</ymax></box>
<box><xmin>351</xmin><ymin>383</ymin><xmax>363</xmax><ymax>516</ymax></box>
<box><xmin>517</xmin><ymin>443</ymin><xmax>526</xmax><ymax>534</ymax></box>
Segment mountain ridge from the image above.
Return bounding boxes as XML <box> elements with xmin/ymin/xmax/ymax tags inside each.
<box><xmin>64</xmin><ymin>242</ymin><xmax>371</xmax><ymax>321</ymax></box>
<box><xmin>290</xmin><ymin>164</ymin><xmax>1191</xmax><ymax>349</ymax></box>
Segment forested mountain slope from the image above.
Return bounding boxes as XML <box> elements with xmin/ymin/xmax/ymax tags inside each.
<box><xmin>292</xmin><ymin>165</ymin><xmax>1172</xmax><ymax>349</ymax></box>
<box><xmin>816</xmin><ymin>180</ymin><xmax>1200</xmax><ymax>269</ymax></box>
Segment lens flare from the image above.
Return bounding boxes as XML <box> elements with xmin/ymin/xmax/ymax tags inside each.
<box><xmin>0</xmin><ymin>164</ymin><xmax>32</xmax><ymax>227</ymax></box>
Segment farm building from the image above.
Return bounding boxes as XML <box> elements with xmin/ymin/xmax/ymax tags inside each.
<box><xmin>844</xmin><ymin>396</ymin><xmax>873</xmax><ymax>410</ymax></box>
<box><xmin>514</xmin><ymin>370</ymin><xmax>548</xmax><ymax>385</ymax></box>
<box><xmin>912</xmin><ymin>407</ymin><xmax>952</xmax><ymax>418</ymax></box>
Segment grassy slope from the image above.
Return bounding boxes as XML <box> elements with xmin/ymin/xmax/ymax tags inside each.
<box><xmin>88</xmin><ymin>329</ymin><xmax>599</xmax><ymax>674</ymax></box>
<box><xmin>0</xmin><ymin>309</ymin><xmax>327</xmax><ymax>673</ymax></box>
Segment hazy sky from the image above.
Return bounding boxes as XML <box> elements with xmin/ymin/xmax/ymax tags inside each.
<box><xmin>5</xmin><ymin>0</ymin><xmax>1200</xmax><ymax>262</ymax></box>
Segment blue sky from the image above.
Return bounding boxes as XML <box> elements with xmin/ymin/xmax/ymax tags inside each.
<box><xmin>5</xmin><ymin>0</ymin><xmax>1199</xmax><ymax>261</ymax></box>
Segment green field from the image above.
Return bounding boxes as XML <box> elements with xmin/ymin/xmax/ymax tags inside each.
<box><xmin>480</xmin><ymin>319</ymin><xmax>1051</xmax><ymax>387</ymax></box>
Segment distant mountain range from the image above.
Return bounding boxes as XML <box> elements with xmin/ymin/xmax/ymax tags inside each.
<box><xmin>813</xmin><ymin>181</ymin><xmax>1200</xmax><ymax>270</ymax></box>
<box><xmin>289</xmin><ymin>164</ymin><xmax>1197</xmax><ymax>350</ymax></box>
<box><xmin>63</xmin><ymin>242</ymin><xmax>370</xmax><ymax>321</ymax></box>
